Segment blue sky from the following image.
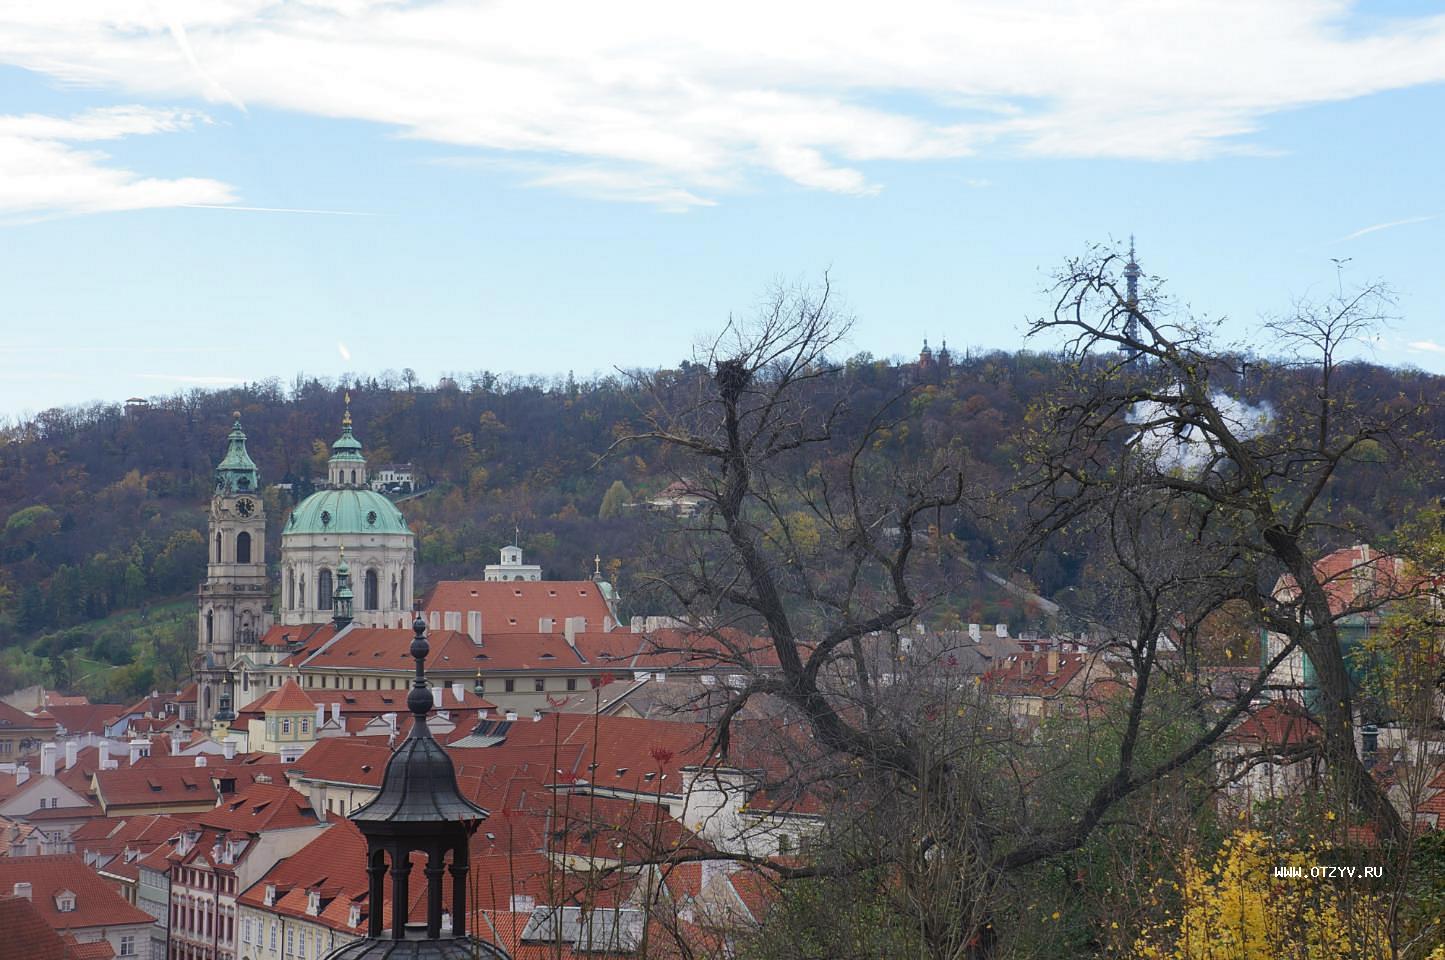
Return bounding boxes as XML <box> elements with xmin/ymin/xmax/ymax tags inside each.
<box><xmin>2</xmin><ymin>1</ymin><xmax>1444</xmax><ymax>418</ymax></box>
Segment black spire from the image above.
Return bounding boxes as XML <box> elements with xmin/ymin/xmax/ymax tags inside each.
<box><xmin>328</xmin><ymin>614</ymin><xmax>507</xmax><ymax>959</ymax></box>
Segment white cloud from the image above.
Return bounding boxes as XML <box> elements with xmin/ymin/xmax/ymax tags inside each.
<box><xmin>0</xmin><ymin>106</ymin><xmax>234</xmax><ymax>218</ymax></box>
<box><xmin>337</xmin><ymin>340</ymin><xmax>352</xmax><ymax>361</ymax></box>
<box><xmin>1408</xmin><ymin>340</ymin><xmax>1445</xmax><ymax>354</ymax></box>
<box><xmin>4</xmin><ymin>2</ymin><xmax>1445</xmax><ymax>208</ymax></box>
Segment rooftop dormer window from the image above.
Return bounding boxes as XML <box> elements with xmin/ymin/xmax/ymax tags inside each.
<box><xmin>55</xmin><ymin>891</ymin><xmax>76</xmax><ymax>912</ymax></box>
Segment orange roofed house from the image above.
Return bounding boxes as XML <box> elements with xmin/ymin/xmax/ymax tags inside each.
<box><xmin>0</xmin><ymin>855</ymin><xmax>156</xmax><ymax>959</ymax></box>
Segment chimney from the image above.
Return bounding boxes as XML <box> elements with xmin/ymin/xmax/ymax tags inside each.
<box><xmin>538</xmin><ymin>617</ymin><xmax>554</xmax><ymax>634</ymax></box>
<box><xmin>531</xmin><ymin>710</ymin><xmax>542</xmax><ymax>722</ymax></box>
<box><xmin>967</xmin><ymin>623</ymin><xmax>981</xmax><ymax>641</ymax></box>
<box><xmin>444</xmin><ymin>611</ymin><xmax>461</xmax><ymax>632</ymax></box>
<box><xmin>603</xmin><ymin>616</ymin><xmax>614</xmax><ymax>633</ymax></box>
<box><xmin>428</xmin><ymin>611</ymin><xmax>441</xmax><ymax>631</ymax></box>
<box><xmin>128</xmin><ymin>740</ymin><xmax>143</xmax><ymax>765</ymax></box>
<box><xmin>99</xmin><ymin>742</ymin><xmax>112</xmax><ymax>770</ymax></box>
<box><xmin>195</xmin><ymin>755</ymin><xmax>208</xmax><ymax>767</ymax></box>
<box><xmin>467</xmin><ymin>611</ymin><xmax>482</xmax><ymax>644</ymax></box>
<box><xmin>223</xmin><ymin>739</ymin><xmax>237</xmax><ymax>761</ymax></box>
<box><xmin>64</xmin><ymin>741</ymin><xmax>78</xmax><ymax>770</ymax></box>
<box><xmin>39</xmin><ymin>743</ymin><xmax>57</xmax><ymax>777</ymax></box>
<box><xmin>564</xmin><ymin>617</ymin><xmax>585</xmax><ymax>645</ymax></box>
<box><xmin>630</xmin><ymin>616</ymin><xmax>644</xmax><ymax>634</ymax></box>
<box><xmin>995</xmin><ymin>623</ymin><xmax>1008</xmax><ymax>638</ymax></box>
<box><xmin>12</xmin><ymin>882</ymin><xmax>31</xmax><ymax>901</ymax></box>
<box><xmin>1046</xmin><ymin>650</ymin><xmax>1059</xmax><ymax>675</ymax></box>
<box><xmin>15</xmin><ymin>766</ymin><xmax>28</xmax><ymax>786</ymax></box>
<box><xmin>431</xmin><ymin>687</ymin><xmax>442</xmax><ymax>711</ymax></box>
<box><xmin>451</xmin><ymin>682</ymin><xmax>464</xmax><ymax>703</ymax></box>
<box><xmin>504</xmin><ymin>710</ymin><xmax>518</xmax><ymax>722</ymax></box>
<box><xmin>316</xmin><ymin>704</ymin><xmax>326</xmax><ymax>728</ymax></box>
<box><xmin>385</xmin><ymin>712</ymin><xmax>397</xmax><ymax>734</ymax></box>
<box><xmin>310</xmin><ymin>783</ymin><xmax>329</xmax><ymax>823</ymax></box>
<box><xmin>330</xmin><ymin>702</ymin><xmax>341</xmax><ymax>725</ymax></box>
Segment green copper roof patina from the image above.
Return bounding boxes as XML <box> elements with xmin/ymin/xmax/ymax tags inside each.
<box><xmin>287</xmin><ymin>488</ymin><xmax>409</xmax><ymax>535</ymax></box>
<box><xmin>215</xmin><ymin>412</ymin><xmax>260</xmax><ymax>495</ymax></box>
<box><xmin>330</xmin><ymin>392</ymin><xmax>365</xmax><ymax>463</ymax></box>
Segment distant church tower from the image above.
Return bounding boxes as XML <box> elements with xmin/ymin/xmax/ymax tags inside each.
<box><xmin>197</xmin><ymin>413</ymin><xmax>271</xmax><ymax>726</ymax></box>
<box><xmin>280</xmin><ymin>395</ymin><xmax>415</xmax><ymax>628</ymax></box>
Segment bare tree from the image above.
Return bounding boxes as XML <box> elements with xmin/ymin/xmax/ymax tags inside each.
<box><xmin>1020</xmin><ymin>245</ymin><xmax>1432</xmax><ymax>846</ymax></box>
<box><xmin>611</xmin><ymin>265</ymin><xmax>1431</xmax><ymax>957</ymax></box>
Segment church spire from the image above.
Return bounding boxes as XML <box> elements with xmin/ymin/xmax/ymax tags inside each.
<box><xmin>332</xmin><ymin>548</ymin><xmax>354</xmax><ymax>628</ymax></box>
<box><xmin>214</xmin><ymin>411</ymin><xmax>259</xmax><ymax>494</ymax></box>
<box><xmin>328</xmin><ymin>391</ymin><xmax>368</xmax><ymax>487</ymax></box>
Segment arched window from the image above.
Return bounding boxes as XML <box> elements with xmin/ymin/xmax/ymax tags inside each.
<box><xmin>364</xmin><ymin>569</ymin><xmax>379</xmax><ymax>611</ymax></box>
<box><xmin>236</xmin><ymin>532</ymin><xmax>251</xmax><ymax>564</ymax></box>
<box><xmin>287</xmin><ymin>568</ymin><xmax>295</xmax><ymax>610</ymax></box>
<box><xmin>401</xmin><ymin>572</ymin><xmax>408</xmax><ymax>608</ymax></box>
<box><xmin>318</xmin><ymin>569</ymin><xmax>334</xmax><ymax>611</ymax></box>
<box><xmin>215</xmin><ymin>532</ymin><xmax>222</xmax><ymax>562</ymax></box>
<box><xmin>350</xmin><ymin>469</ymin><xmax>357</xmax><ymax>485</ymax></box>
<box><xmin>391</xmin><ymin>575</ymin><xmax>398</xmax><ymax>607</ymax></box>
<box><xmin>205</xmin><ymin>609</ymin><xmax>214</xmax><ymax>645</ymax></box>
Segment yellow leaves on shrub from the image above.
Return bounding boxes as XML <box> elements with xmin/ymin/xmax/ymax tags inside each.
<box><xmin>1134</xmin><ymin>831</ymin><xmax>1390</xmax><ymax>960</ymax></box>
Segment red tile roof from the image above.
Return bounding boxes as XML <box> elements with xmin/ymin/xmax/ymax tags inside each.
<box><xmin>94</xmin><ymin>756</ymin><xmax>289</xmax><ymax>811</ymax></box>
<box><xmin>63</xmin><ymin>938</ymin><xmax>114</xmax><ymax>960</ymax></box>
<box><xmin>36</xmin><ymin>704</ymin><xmax>124</xmax><ymax>737</ymax></box>
<box><xmin>0</xmin><ymin>856</ymin><xmax>153</xmax><ymax>929</ymax></box>
<box><xmin>251</xmin><ymin>678</ymin><xmax>317</xmax><ymax>714</ymax></box>
<box><xmin>1225</xmin><ymin>701</ymin><xmax>1322</xmax><ymax>748</ymax></box>
<box><xmin>1272</xmin><ymin>544</ymin><xmax>1429</xmax><ymax>618</ymax></box>
<box><xmin>197</xmin><ymin>781</ymin><xmax>319</xmax><ymax>833</ymax></box>
<box><xmin>982</xmin><ymin>651</ymin><xmax>1092</xmax><ymax>697</ymax></box>
<box><xmin>237</xmin><ymin>686</ymin><xmax>494</xmax><ymax>724</ymax></box>
<box><xmin>422</xmin><ymin>580</ymin><xmax>616</xmax><ymax>634</ymax></box>
<box><xmin>284</xmin><ymin>736</ymin><xmax>392</xmax><ymax>787</ymax></box>
<box><xmin>0</xmin><ymin>699</ymin><xmax>58</xmax><ymax>731</ymax></box>
<box><xmin>0</xmin><ymin>895</ymin><xmax>75</xmax><ymax>960</ymax></box>
<box><xmin>258</xmin><ymin>622</ymin><xmax>339</xmax><ymax>648</ymax></box>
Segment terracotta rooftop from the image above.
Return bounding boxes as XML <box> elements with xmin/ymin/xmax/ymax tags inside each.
<box><xmin>36</xmin><ymin>704</ymin><xmax>124</xmax><ymax>737</ymax></box>
<box><xmin>0</xmin><ymin>895</ymin><xmax>77</xmax><ymax>960</ymax></box>
<box><xmin>1225</xmin><ymin>701</ymin><xmax>1322</xmax><ymax>748</ymax></box>
<box><xmin>1272</xmin><ymin>543</ymin><xmax>1430</xmax><ymax>618</ymax></box>
<box><xmin>197</xmin><ymin>781</ymin><xmax>320</xmax><ymax>833</ymax></box>
<box><xmin>250</xmin><ymin>678</ymin><xmax>317</xmax><ymax>714</ymax></box>
<box><xmin>94</xmin><ymin>756</ymin><xmax>289</xmax><ymax>811</ymax></box>
<box><xmin>0</xmin><ymin>855</ymin><xmax>154</xmax><ymax>929</ymax></box>
<box><xmin>0</xmin><ymin>699</ymin><xmax>57</xmax><ymax>731</ymax></box>
<box><xmin>258</xmin><ymin>622</ymin><xmax>340</xmax><ymax>649</ymax></box>
<box><xmin>422</xmin><ymin>580</ymin><xmax>616</xmax><ymax>634</ymax></box>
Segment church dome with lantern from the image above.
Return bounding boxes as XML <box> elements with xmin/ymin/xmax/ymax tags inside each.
<box><xmin>280</xmin><ymin>396</ymin><xmax>416</xmax><ymax>628</ymax></box>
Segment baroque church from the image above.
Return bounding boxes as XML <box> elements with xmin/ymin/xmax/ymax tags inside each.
<box><xmin>195</xmin><ymin>399</ymin><xmax>417</xmax><ymax>725</ymax></box>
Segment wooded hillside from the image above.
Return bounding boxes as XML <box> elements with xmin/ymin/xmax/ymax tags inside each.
<box><xmin>2</xmin><ymin>350</ymin><xmax>1440</xmax><ymax>698</ymax></box>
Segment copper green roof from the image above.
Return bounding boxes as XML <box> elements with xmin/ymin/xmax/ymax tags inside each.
<box><xmin>330</xmin><ymin>396</ymin><xmax>365</xmax><ymax>463</ymax></box>
<box><xmin>215</xmin><ymin>413</ymin><xmax>260</xmax><ymax>495</ymax></box>
<box><xmin>286</xmin><ymin>488</ymin><xmax>410</xmax><ymax>535</ymax></box>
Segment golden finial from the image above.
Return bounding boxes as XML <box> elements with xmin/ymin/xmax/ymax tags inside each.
<box><xmin>342</xmin><ymin>391</ymin><xmax>352</xmax><ymax>428</ymax></box>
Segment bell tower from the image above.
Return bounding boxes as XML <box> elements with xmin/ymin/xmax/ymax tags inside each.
<box><xmin>197</xmin><ymin>412</ymin><xmax>270</xmax><ymax>726</ymax></box>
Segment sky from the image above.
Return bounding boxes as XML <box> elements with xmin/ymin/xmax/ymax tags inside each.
<box><xmin>2</xmin><ymin>1</ymin><xmax>1444</xmax><ymax>419</ymax></box>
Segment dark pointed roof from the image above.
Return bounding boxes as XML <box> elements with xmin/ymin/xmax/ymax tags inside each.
<box><xmin>350</xmin><ymin>615</ymin><xmax>489</xmax><ymax>825</ymax></box>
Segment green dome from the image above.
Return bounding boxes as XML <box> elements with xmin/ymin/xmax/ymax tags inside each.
<box><xmin>215</xmin><ymin>413</ymin><xmax>260</xmax><ymax>495</ymax></box>
<box><xmin>286</xmin><ymin>488</ymin><xmax>410</xmax><ymax>535</ymax></box>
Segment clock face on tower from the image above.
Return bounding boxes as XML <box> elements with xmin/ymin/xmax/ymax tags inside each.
<box><xmin>236</xmin><ymin>498</ymin><xmax>256</xmax><ymax>518</ymax></box>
